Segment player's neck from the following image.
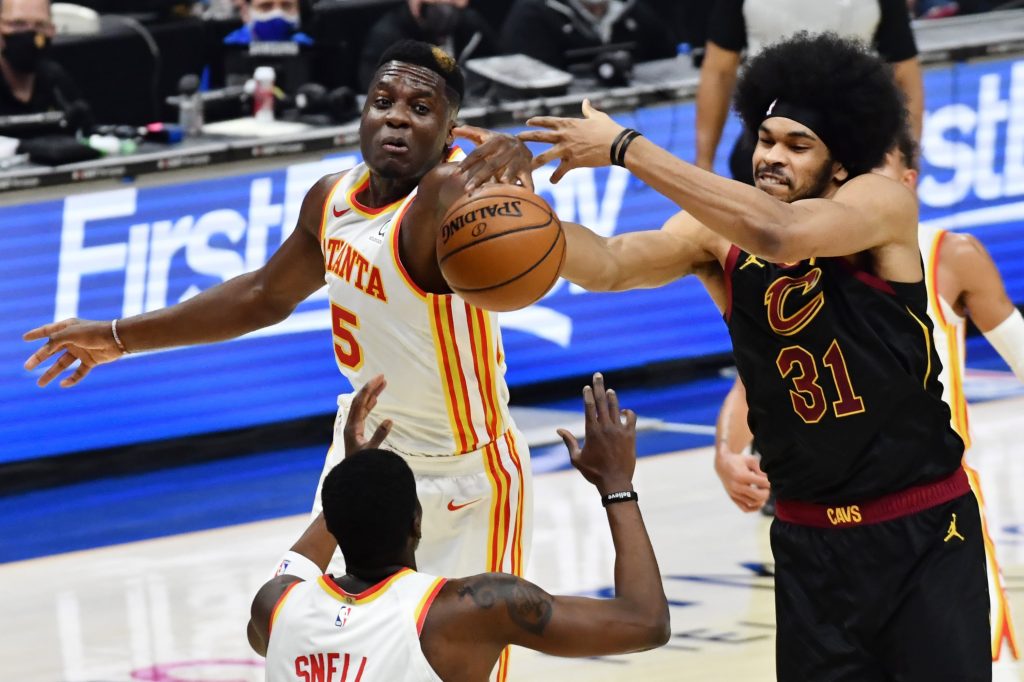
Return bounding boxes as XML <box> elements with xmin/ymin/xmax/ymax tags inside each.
<box><xmin>361</xmin><ymin>172</ymin><xmax>420</xmax><ymax>208</ymax></box>
<box><xmin>341</xmin><ymin>560</ymin><xmax>417</xmax><ymax>589</ymax></box>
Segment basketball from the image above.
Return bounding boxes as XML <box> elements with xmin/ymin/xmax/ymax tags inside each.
<box><xmin>436</xmin><ymin>184</ymin><xmax>565</xmax><ymax>312</ymax></box>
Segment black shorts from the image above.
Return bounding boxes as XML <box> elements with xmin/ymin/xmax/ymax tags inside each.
<box><xmin>772</xmin><ymin>491</ymin><xmax>990</xmax><ymax>681</ymax></box>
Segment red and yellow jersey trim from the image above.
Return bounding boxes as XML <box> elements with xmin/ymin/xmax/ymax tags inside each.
<box><xmin>317</xmin><ymin>568</ymin><xmax>413</xmax><ymax>605</ymax></box>
<box><xmin>928</xmin><ymin>230</ymin><xmax>949</xmax><ymax>328</ymax></box>
<box><xmin>390</xmin><ymin>198</ymin><xmax>428</xmax><ymax>300</ymax></box>
<box><xmin>964</xmin><ymin>464</ymin><xmax>1019</xmax><ymax>660</ymax></box>
<box><xmin>346</xmin><ymin>171</ymin><xmax>406</xmax><ymax>219</ymax></box>
<box><xmin>414</xmin><ymin>577</ymin><xmax>447</xmax><ymax>637</ymax></box>
<box><xmin>320</xmin><ymin>172</ymin><xmax>353</xmax><ymax>244</ymax></box>
<box><xmin>429</xmin><ymin>295</ymin><xmax>479</xmax><ymax>454</ymax></box>
<box><xmin>268</xmin><ymin>579</ymin><xmax>302</xmax><ymax>637</ymax></box>
<box><xmin>927</xmin><ymin>230</ymin><xmax>971</xmax><ymax>448</ymax></box>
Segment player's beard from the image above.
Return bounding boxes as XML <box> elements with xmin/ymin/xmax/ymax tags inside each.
<box><xmin>791</xmin><ymin>158</ymin><xmax>836</xmax><ymax>202</ymax></box>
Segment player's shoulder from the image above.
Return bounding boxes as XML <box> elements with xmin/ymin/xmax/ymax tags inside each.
<box><xmin>938</xmin><ymin>231</ymin><xmax>992</xmax><ymax>270</ymax></box>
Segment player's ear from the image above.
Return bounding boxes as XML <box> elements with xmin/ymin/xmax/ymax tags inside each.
<box><xmin>446</xmin><ymin>119</ymin><xmax>456</xmax><ymax>148</ymax></box>
<box><xmin>831</xmin><ymin>160</ymin><xmax>849</xmax><ymax>184</ymax></box>
<box><xmin>902</xmin><ymin>168</ymin><xmax>919</xmax><ymax>190</ymax></box>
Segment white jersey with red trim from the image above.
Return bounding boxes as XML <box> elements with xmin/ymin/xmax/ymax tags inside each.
<box><xmin>320</xmin><ymin>158</ymin><xmax>513</xmax><ymax>457</ymax></box>
<box><xmin>265</xmin><ymin>569</ymin><xmax>446</xmax><ymax>682</ymax></box>
<box><xmin>920</xmin><ymin>224</ymin><xmax>1021</xmax><ymax>664</ymax></box>
<box><xmin>919</xmin><ymin>224</ymin><xmax>971</xmax><ymax>448</ymax></box>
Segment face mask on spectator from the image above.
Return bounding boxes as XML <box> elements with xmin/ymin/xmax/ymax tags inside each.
<box><xmin>250</xmin><ymin>9</ymin><xmax>300</xmax><ymax>41</ymax></box>
<box><xmin>420</xmin><ymin>4</ymin><xmax>460</xmax><ymax>37</ymax></box>
<box><xmin>2</xmin><ymin>30</ymin><xmax>50</xmax><ymax>73</ymax></box>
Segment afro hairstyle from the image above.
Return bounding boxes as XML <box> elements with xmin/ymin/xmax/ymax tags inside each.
<box><xmin>375</xmin><ymin>40</ymin><xmax>465</xmax><ymax>109</ymax></box>
<box><xmin>733</xmin><ymin>32</ymin><xmax>907</xmax><ymax>179</ymax></box>
<box><xmin>321</xmin><ymin>449</ymin><xmax>419</xmax><ymax>568</ymax></box>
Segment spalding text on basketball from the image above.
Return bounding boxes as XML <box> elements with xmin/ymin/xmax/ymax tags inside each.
<box><xmin>441</xmin><ymin>200</ymin><xmax>523</xmax><ymax>244</ymax></box>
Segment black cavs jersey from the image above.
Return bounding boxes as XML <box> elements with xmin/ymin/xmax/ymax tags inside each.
<box><xmin>724</xmin><ymin>246</ymin><xmax>964</xmax><ymax>503</ymax></box>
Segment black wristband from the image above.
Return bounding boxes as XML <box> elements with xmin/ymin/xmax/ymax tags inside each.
<box><xmin>614</xmin><ymin>129</ymin><xmax>642</xmax><ymax>167</ymax></box>
<box><xmin>609</xmin><ymin>128</ymin><xmax>632</xmax><ymax>166</ymax></box>
<box><xmin>602</xmin><ymin>490</ymin><xmax>638</xmax><ymax>507</ymax></box>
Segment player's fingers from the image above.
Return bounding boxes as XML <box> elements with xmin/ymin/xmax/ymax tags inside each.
<box><xmin>452</xmin><ymin>125</ymin><xmax>489</xmax><ymax>144</ymax></box>
<box><xmin>22</xmin><ymin>319</ymin><xmax>74</xmax><ymax>342</ymax></box>
<box><xmin>59</xmin><ymin>362</ymin><xmax>92</xmax><ymax>388</ymax></box>
<box><xmin>550</xmin><ymin>160</ymin><xmax>573</xmax><ymax>184</ymax></box>
<box><xmin>557</xmin><ymin>428</ymin><xmax>580</xmax><ymax>457</ymax></box>
<box><xmin>621</xmin><ymin>408</ymin><xmax>637</xmax><ymax>431</ymax></box>
<box><xmin>531</xmin><ymin>147</ymin><xmax>564</xmax><ymax>170</ymax></box>
<box><xmin>582</xmin><ymin>385</ymin><xmax>597</xmax><ymax>425</ymax></box>
<box><xmin>590</xmin><ymin>373</ymin><xmax>610</xmax><ymax>423</ymax></box>
<box><xmin>524</xmin><ymin>116</ymin><xmax>562</xmax><ymax>130</ymax></box>
<box><xmin>582</xmin><ymin>98</ymin><xmax>595</xmax><ymax>118</ymax></box>
<box><xmin>37</xmin><ymin>352</ymin><xmax>78</xmax><ymax>387</ymax></box>
<box><xmin>517</xmin><ymin>129</ymin><xmax>560</xmax><ymax>144</ymax></box>
<box><xmin>24</xmin><ymin>339</ymin><xmax>67</xmax><ymax>371</ymax></box>
<box><xmin>366</xmin><ymin>419</ymin><xmax>393</xmax><ymax>449</ymax></box>
<box><xmin>606</xmin><ymin>388</ymin><xmax>620</xmax><ymax>421</ymax></box>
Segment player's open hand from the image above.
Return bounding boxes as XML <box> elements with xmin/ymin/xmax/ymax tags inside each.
<box><xmin>558</xmin><ymin>372</ymin><xmax>637</xmax><ymax>495</ymax></box>
<box><xmin>714</xmin><ymin>449</ymin><xmax>770</xmax><ymax>513</ymax></box>
<box><xmin>343</xmin><ymin>374</ymin><xmax>393</xmax><ymax>458</ymax></box>
<box><xmin>454</xmin><ymin>125</ymin><xmax>535</xmax><ymax>192</ymax></box>
<box><xmin>23</xmin><ymin>318</ymin><xmax>124</xmax><ymax>388</ymax></box>
<box><xmin>519</xmin><ymin>99</ymin><xmax>625</xmax><ymax>183</ymax></box>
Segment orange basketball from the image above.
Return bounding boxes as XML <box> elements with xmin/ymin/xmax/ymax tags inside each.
<box><xmin>437</xmin><ymin>184</ymin><xmax>564</xmax><ymax>312</ymax></box>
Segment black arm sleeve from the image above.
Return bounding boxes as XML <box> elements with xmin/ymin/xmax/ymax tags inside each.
<box><xmin>874</xmin><ymin>0</ymin><xmax>918</xmax><ymax>62</ymax></box>
<box><xmin>706</xmin><ymin>0</ymin><xmax>747</xmax><ymax>53</ymax></box>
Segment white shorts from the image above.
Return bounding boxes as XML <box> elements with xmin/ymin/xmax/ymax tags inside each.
<box><xmin>310</xmin><ymin>424</ymin><xmax>533</xmax><ymax>580</ymax></box>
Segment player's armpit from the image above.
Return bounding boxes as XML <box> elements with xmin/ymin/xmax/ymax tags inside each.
<box><xmin>563</xmin><ymin>211</ymin><xmax>723</xmax><ymax>292</ymax></box>
<box><xmin>441</xmin><ymin>573</ymin><xmax>669</xmax><ymax>658</ymax></box>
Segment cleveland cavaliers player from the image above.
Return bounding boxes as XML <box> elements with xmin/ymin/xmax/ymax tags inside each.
<box><xmin>523</xmin><ymin>33</ymin><xmax>991</xmax><ymax>681</ymax></box>
<box><xmin>715</xmin><ymin>127</ymin><xmax>1023</xmax><ymax>677</ymax></box>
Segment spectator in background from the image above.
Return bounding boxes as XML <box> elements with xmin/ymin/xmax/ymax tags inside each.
<box><xmin>695</xmin><ymin>0</ymin><xmax>923</xmax><ymax>184</ymax></box>
<box><xmin>224</xmin><ymin>0</ymin><xmax>312</xmax><ymax>46</ymax></box>
<box><xmin>500</xmin><ymin>0</ymin><xmax>676</xmax><ymax>71</ymax></box>
<box><xmin>0</xmin><ymin>0</ymin><xmax>85</xmax><ymax>123</ymax></box>
<box><xmin>358</xmin><ymin>0</ymin><xmax>497</xmax><ymax>91</ymax></box>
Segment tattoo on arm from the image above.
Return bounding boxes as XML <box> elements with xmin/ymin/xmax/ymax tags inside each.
<box><xmin>456</xmin><ymin>575</ymin><xmax>554</xmax><ymax>636</ymax></box>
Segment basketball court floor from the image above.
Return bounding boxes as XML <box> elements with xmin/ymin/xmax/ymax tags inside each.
<box><xmin>2</xmin><ymin>368</ymin><xmax>1023</xmax><ymax>681</ymax></box>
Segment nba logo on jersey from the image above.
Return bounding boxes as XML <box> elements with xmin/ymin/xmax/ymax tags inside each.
<box><xmin>274</xmin><ymin>559</ymin><xmax>290</xmax><ymax>577</ymax></box>
<box><xmin>335</xmin><ymin>605</ymin><xmax>352</xmax><ymax>628</ymax></box>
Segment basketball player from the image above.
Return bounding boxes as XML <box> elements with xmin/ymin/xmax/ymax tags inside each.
<box><xmin>716</xmin><ymin>126</ymin><xmax>1023</xmax><ymax>674</ymax></box>
<box><xmin>521</xmin><ymin>33</ymin><xmax>991</xmax><ymax>679</ymax></box>
<box><xmin>23</xmin><ymin>42</ymin><xmax>536</xmax><ymax>679</ymax></box>
<box><xmin>249</xmin><ymin>372</ymin><xmax>670</xmax><ymax>680</ymax></box>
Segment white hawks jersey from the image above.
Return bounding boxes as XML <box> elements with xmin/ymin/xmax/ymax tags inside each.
<box><xmin>320</xmin><ymin>157</ymin><xmax>512</xmax><ymax>457</ymax></box>
<box><xmin>919</xmin><ymin>227</ymin><xmax>1021</xmax><ymax>665</ymax></box>
<box><xmin>919</xmin><ymin>223</ymin><xmax>971</xmax><ymax>448</ymax></box>
<box><xmin>265</xmin><ymin>569</ymin><xmax>446</xmax><ymax>682</ymax></box>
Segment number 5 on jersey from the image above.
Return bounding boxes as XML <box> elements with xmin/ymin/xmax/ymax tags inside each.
<box><xmin>332</xmin><ymin>303</ymin><xmax>363</xmax><ymax>370</ymax></box>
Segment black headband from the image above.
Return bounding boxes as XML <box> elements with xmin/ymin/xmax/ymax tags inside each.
<box><xmin>762</xmin><ymin>99</ymin><xmax>833</xmax><ymax>151</ymax></box>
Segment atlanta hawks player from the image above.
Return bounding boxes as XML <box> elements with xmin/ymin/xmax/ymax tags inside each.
<box><xmin>24</xmin><ymin>41</ymin><xmax>535</xmax><ymax>680</ymax></box>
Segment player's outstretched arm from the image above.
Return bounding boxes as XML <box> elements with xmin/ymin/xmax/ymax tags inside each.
<box><xmin>562</xmin><ymin>211</ymin><xmax>727</xmax><ymax>292</ymax></box>
<box><xmin>248</xmin><ymin>376</ymin><xmax>396</xmax><ymax>656</ymax></box>
<box><xmin>423</xmin><ymin>374</ymin><xmax>669</xmax><ymax>672</ymax></box>
<box><xmin>522</xmin><ymin>102</ymin><xmax>918</xmax><ymax>264</ymax></box>
<box><xmin>714</xmin><ymin>377</ymin><xmax>769</xmax><ymax>512</ymax></box>
<box><xmin>945</xmin><ymin>233</ymin><xmax>1024</xmax><ymax>382</ymax></box>
<box><xmin>23</xmin><ymin>174</ymin><xmax>336</xmax><ymax>388</ymax></box>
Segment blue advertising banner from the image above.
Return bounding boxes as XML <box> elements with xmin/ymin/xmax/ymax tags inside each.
<box><xmin>5</xmin><ymin>56</ymin><xmax>1023</xmax><ymax>464</ymax></box>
